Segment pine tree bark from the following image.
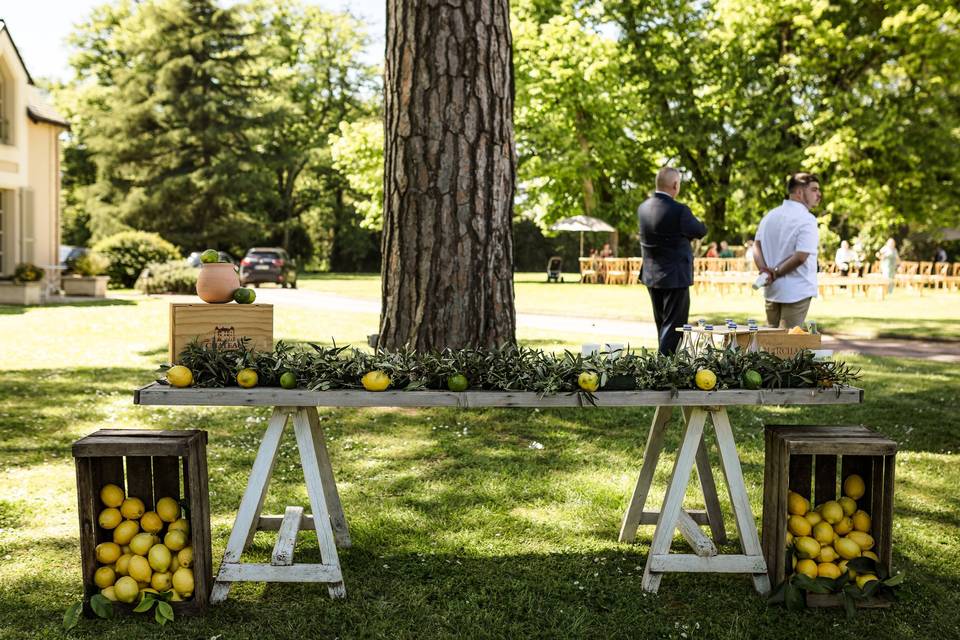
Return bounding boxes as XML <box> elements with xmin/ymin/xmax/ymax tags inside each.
<box><xmin>380</xmin><ymin>0</ymin><xmax>517</xmax><ymax>351</ymax></box>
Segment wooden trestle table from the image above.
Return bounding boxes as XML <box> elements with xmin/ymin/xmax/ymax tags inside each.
<box><xmin>134</xmin><ymin>383</ymin><xmax>863</xmax><ymax>600</ymax></box>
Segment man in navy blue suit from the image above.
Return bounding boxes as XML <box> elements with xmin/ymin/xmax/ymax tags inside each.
<box><xmin>637</xmin><ymin>167</ymin><xmax>708</xmax><ymax>354</ymax></box>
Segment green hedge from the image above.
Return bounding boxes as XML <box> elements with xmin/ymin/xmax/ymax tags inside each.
<box><xmin>92</xmin><ymin>231</ymin><xmax>181</xmax><ymax>287</ymax></box>
<box><xmin>135</xmin><ymin>260</ymin><xmax>198</xmax><ymax>295</ymax></box>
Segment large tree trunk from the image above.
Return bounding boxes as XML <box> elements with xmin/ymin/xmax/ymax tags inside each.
<box><xmin>380</xmin><ymin>0</ymin><xmax>517</xmax><ymax>351</ymax></box>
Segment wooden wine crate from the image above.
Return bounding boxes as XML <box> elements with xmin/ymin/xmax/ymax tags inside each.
<box><xmin>762</xmin><ymin>424</ymin><xmax>897</xmax><ymax>607</ymax></box>
<box><xmin>72</xmin><ymin>430</ymin><xmax>212</xmax><ymax>616</ymax></box>
<box><xmin>735</xmin><ymin>330</ymin><xmax>821</xmax><ymax>358</ymax></box>
<box><xmin>169</xmin><ymin>303</ymin><xmax>273</xmax><ymax>364</ymax></box>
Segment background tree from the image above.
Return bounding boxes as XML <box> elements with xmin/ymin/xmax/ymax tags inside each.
<box><xmin>379</xmin><ymin>0</ymin><xmax>517</xmax><ymax>350</ymax></box>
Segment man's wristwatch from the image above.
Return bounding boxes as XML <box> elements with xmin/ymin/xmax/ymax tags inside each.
<box><xmin>772</xmin><ymin>266</ymin><xmax>780</xmax><ymax>279</ymax></box>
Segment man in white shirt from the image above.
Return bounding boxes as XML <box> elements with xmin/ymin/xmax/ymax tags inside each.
<box><xmin>834</xmin><ymin>240</ymin><xmax>858</xmax><ymax>276</ymax></box>
<box><xmin>753</xmin><ymin>173</ymin><xmax>822</xmax><ymax>328</ymax></box>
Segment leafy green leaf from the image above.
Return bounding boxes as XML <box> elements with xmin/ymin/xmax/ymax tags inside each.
<box><xmin>157</xmin><ymin>600</ymin><xmax>175</xmax><ymax>622</ymax></box>
<box><xmin>155</xmin><ymin>607</ymin><xmax>168</xmax><ymax>625</ymax></box>
<box><xmin>843</xmin><ymin>589</ymin><xmax>857</xmax><ymax>619</ymax></box>
<box><xmin>883</xmin><ymin>572</ymin><xmax>905</xmax><ymax>587</ymax></box>
<box><xmin>785</xmin><ymin>581</ymin><xmax>806</xmax><ymax>611</ymax></box>
<box><xmin>63</xmin><ymin>602</ymin><xmax>82</xmax><ymax>630</ymax></box>
<box><xmin>793</xmin><ymin>573</ymin><xmax>832</xmax><ymax>594</ymax></box>
<box><xmin>89</xmin><ymin>594</ymin><xmax>113</xmax><ymax>619</ymax></box>
<box><xmin>133</xmin><ymin>595</ymin><xmax>155</xmax><ymax>613</ymax></box>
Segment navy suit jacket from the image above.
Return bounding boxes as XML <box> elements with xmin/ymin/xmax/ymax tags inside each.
<box><xmin>637</xmin><ymin>193</ymin><xmax>708</xmax><ymax>289</ymax></box>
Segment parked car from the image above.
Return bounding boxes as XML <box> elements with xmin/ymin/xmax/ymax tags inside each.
<box><xmin>186</xmin><ymin>250</ymin><xmax>237</xmax><ymax>268</ymax></box>
<box><xmin>59</xmin><ymin>245</ymin><xmax>89</xmax><ymax>273</ymax></box>
<box><xmin>239</xmin><ymin>247</ymin><xmax>298</xmax><ymax>288</ymax></box>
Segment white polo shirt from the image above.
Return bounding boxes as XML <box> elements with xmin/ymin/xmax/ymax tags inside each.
<box><xmin>755</xmin><ymin>200</ymin><xmax>819</xmax><ymax>303</ymax></box>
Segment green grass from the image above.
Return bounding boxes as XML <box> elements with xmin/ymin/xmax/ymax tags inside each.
<box><xmin>1</xmin><ymin>287</ymin><xmax>959</xmax><ymax>638</ymax></box>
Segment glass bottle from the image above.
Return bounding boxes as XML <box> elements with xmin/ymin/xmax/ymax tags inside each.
<box><xmin>725</xmin><ymin>322</ymin><xmax>739</xmax><ymax>349</ymax></box>
<box><xmin>678</xmin><ymin>324</ymin><xmax>696</xmax><ymax>357</ymax></box>
<box><xmin>699</xmin><ymin>324</ymin><xmax>718</xmax><ymax>352</ymax></box>
<box><xmin>747</xmin><ymin>326</ymin><xmax>761</xmax><ymax>353</ymax></box>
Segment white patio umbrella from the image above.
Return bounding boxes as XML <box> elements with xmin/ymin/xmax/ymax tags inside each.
<box><xmin>548</xmin><ymin>215</ymin><xmax>616</xmax><ymax>257</ymax></box>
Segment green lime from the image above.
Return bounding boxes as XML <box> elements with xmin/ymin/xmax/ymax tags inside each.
<box><xmin>200</xmin><ymin>249</ymin><xmax>219</xmax><ymax>263</ymax></box>
<box><xmin>742</xmin><ymin>369</ymin><xmax>762</xmax><ymax>390</ymax></box>
<box><xmin>280</xmin><ymin>371</ymin><xmax>297</xmax><ymax>389</ymax></box>
<box><xmin>447</xmin><ymin>374</ymin><xmax>469</xmax><ymax>392</ymax></box>
<box><xmin>233</xmin><ymin>287</ymin><xmax>256</xmax><ymax>304</ymax></box>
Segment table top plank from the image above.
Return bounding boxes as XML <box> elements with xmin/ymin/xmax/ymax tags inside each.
<box><xmin>133</xmin><ymin>382</ymin><xmax>863</xmax><ymax>408</ymax></box>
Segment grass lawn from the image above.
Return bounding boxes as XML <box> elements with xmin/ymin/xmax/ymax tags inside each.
<box><xmin>300</xmin><ymin>272</ymin><xmax>960</xmax><ymax>341</ymax></box>
<box><xmin>1</xmin><ymin>286</ymin><xmax>959</xmax><ymax>638</ymax></box>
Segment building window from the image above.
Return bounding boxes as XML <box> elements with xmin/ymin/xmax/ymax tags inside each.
<box><xmin>0</xmin><ymin>71</ymin><xmax>8</xmax><ymax>144</ymax></box>
<box><xmin>0</xmin><ymin>190</ymin><xmax>6</xmax><ymax>273</ymax></box>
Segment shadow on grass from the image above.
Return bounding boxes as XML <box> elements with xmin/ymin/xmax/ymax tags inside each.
<box><xmin>37</xmin><ymin>298</ymin><xmax>138</xmax><ymax>309</ymax></box>
<box><xmin>0</xmin><ymin>305</ymin><xmax>26</xmax><ymax>315</ymax></box>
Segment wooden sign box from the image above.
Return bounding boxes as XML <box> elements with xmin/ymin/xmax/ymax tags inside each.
<box><xmin>169</xmin><ymin>303</ymin><xmax>273</xmax><ymax>364</ymax></box>
<box><xmin>735</xmin><ymin>330</ymin><xmax>821</xmax><ymax>358</ymax></box>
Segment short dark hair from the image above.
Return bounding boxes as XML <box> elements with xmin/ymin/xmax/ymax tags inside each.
<box><xmin>787</xmin><ymin>172</ymin><xmax>820</xmax><ymax>194</ymax></box>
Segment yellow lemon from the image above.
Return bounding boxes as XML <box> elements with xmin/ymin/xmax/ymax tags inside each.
<box><xmin>98</xmin><ymin>508</ymin><xmax>122</xmax><ymax>530</ymax></box>
<box><xmin>817</xmin><ymin>562</ymin><xmax>842</xmax><ymax>579</ymax></box>
<box><xmin>694</xmin><ymin>369</ymin><xmax>717</xmax><ymax>390</ymax></box>
<box><xmin>172</xmin><ymin>567</ymin><xmax>194</xmax><ymax>598</ymax></box>
<box><xmin>177</xmin><ymin>546</ymin><xmax>193</xmax><ymax>569</ymax></box>
<box><xmin>148</xmin><ymin>543</ymin><xmax>172</xmax><ymax>573</ymax></box>
<box><xmin>94</xmin><ymin>566</ymin><xmax>116</xmax><ymax>589</ymax></box>
<box><xmin>139</xmin><ymin>588</ymin><xmax>160</xmax><ymax>600</ymax></box>
<box><xmin>164</xmin><ymin>530</ymin><xmax>187</xmax><ymax>552</ymax></box>
<box><xmin>166</xmin><ymin>365</ymin><xmax>193</xmax><ymax>388</ymax></box>
<box><xmin>843</xmin><ymin>474</ymin><xmax>866</xmax><ymax>500</ymax></box>
<box><xmin>795</xmin><ymin>558</ymin><xmax>818</xmax><ymax>579</ymax></box>
<box><xmin>361</xmin><ymin>370</ymin><xmax>390</xmax><ymax>391</ymax></box>
<box><xmin>833</xmin><ymin>516</ymin><xmax>854</xmax><ymax>536</ymax></box>
<box><xmin>838</xmin><ymin>496</ymin><xmax>857</xmax><ymax>517</ymax></box>
<box><xmin>838</xmin><ymin>559</ymin><xmax>856</xmax><ymax>578</ymax></box>
<box><xmin>577</xmin><ymin>371</ymin><xmax>600</xmax><ymax>392</ymax></box>
<box><xmin>113</xmin><ymin>576</ymin><xmax>139</xmax><ymax>603</ymax></box>
<box><xmin>819</xmin><ymin>501</ymin><xmax>843</xmax><ymax>524</ymax></box>
<box><xmin>95</xmin><ymin>542</ymin><xmax>121</xmax><ymax>564</ymax></box>
<box><xmin>151</xmin><ymin>571</ymin><xmax>173</xmax><ymax>592</ymax></box>
<box><xmin>130</xmin><ymin>532</ymin><xmax>155</xmax><ymax>556</ymax></box>
<box><xmin>169</xmin><ymin>518</ymin><xmax>190</xmax><ymax>537</ymax></box>
<box><xmin>156</xmin><ymin>497</ymin><xmax>181</xmax><ymax>523</ymax></box>
<box><xmin>113</xmin><ymin>520</ymin><xmax>140</xmax><ymax>545</ymax></box>
<box><xmin>847</xmin><ymin>531</ymin><xmax>874</xmax><ymax>550</ymax></box>
<box><xmin>813</xmin><ymin>521</ymin><xmax>835</xmax><ymax>545</ymax></box>
<box><xmin>101</xmin><ymin>586</ymin><xmax>118</xmax><ymax>602</ymax></box>
<box><xmin>120</xmin><ymin>497</ymin><xmax>145</xmax><ymax>520</ymax></box>
<box><xmin>237</xmin><ymin>368</ymin><xmax>259</xmax><ymax>388</ymax></box>
<box><xmin>169</xmin><ymin>556</ymin><xmax>180</xmax><ymax>573</ymax></box>
<box><xmin>835</xmin><ymin>537</ymin><xmax>862</xmax><ymax>560</ymax></box>
<box><xmin>794</xmin><ymin>536</ymin><xmax>820</xmax><ymax>559</ymax></box>
<box><xmin>100</xmin><ymin>484</ymin><xmax>125</xmax><ymax>508</ymax></box>
<box><xmin>115</xmin><ymin>553</ymin><xmax>132</xmax><ymax>576</ymax></box>
<box><xmin>818</xmin><ymin>545</ymin><xmax>839</xmax><ymax>563</ymax></box>
<box><xmin>852</xmin><ymin>510</ymin><xmax>872</xmax><ymax>533</ymax></box>
<box><xmin>787</xmin><ymin>491</ymin><xmax>809</xmax><ymax>516</ymax></box>
<box><xmin>120</xmin><ymin>545</ymin><xmax>131</xmax><ymax>555</ymax></box>
<box><xmin>785</xmin><ymin>531</ymin><xmax>793</xmax><ymax>547</ymax></box>
<box><xmin>128</xmin><ymin>555</ymin><xmax>153</xmax><ymax>583</ymax></box>
<box><xmin>803</xmin><ymin>510</ymin><xmax>822</xmax><ymax>526</ymax></box>
<box><xmin>856</xmin><ymin>574</ymin><xmax>878</xmax><ymax>589</ymax></box>
<box><xmin>862</xmin><ymin>550</ymin><xmax>880</xmax><ymax>563</ymax></box>
<box><xmin>140</xmin><ymin>511</ymin><xmax>163</xmax><ymax>534</ymax></box>
<box><xmin>788</xmin><ymin>515</ymin><xmax>811</xmax><ymax>537</ymax></box>
<box><xmin>170</xmin><ymin>590</ymin><xmax>184</xmax><ymax>602</ymax></box>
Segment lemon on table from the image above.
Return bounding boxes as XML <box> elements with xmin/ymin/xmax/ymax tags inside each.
<box><xmin>233</xmin><ymin>287</ymin><xmax>256</xmax><ymax>304</ymax></box>
<box><xmin>280</xmin><ymin>371</ymin><xmax>298</xmax><ymax>389</ymax></box>
<box><xmin>741</xmin><ymin>369</ymin><xmax>762</xmax><ymax>390</ymax></box>
<box><xmin>577</xmin><ymin>371</ymin><xmax>599</xmax><ymax>392</ymax></box>
<box><xmin>237</xmin><ymin>368</ymin><xmax>259</xmax><ymax>388</ymax></box>
<box><xmin>166</xmin><ymin>365</ymin><xmax>193</xmax><ymax>388</ymax></box>
<box><xmin>447</xmin><ymin>374</ymin><xmax>469</xmax><ymax>392</ymax></box>
<box><xmin>361</xmin><ymin>370</ymin><xmax>391</xmax><ymax>391</ymax></box>
<box><xmin>695</xmin><ymin>369</ymin><xmax>717</xmax><ymax>390</ymax></box>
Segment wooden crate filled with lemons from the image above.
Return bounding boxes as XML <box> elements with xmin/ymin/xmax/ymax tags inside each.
<box><xmin>785</xmin><ymin>473</ymin><xmax>880</xmax><ymax>589</ymax></box>
<box><xmin>92</xmin><ymin>483</ymin><xmax>195</xmax><ymax>605</ymax></box>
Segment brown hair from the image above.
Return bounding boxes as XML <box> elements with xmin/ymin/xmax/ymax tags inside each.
<box><xmin>787</xmin><ymin>172</ymin><xmax>820</xmax><ymax>194</ymax></box>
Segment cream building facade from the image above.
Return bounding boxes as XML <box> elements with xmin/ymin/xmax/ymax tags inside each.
<box><xmin>0</xmin><ymin>20</ymin><xmax>69</xmax><ymax>295</ymax></box>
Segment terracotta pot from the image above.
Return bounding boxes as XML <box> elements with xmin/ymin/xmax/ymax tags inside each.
<box><xmin>196</xmin><ymin>263</ymin><xmax>240</xmax><ymax>303</ymax></box>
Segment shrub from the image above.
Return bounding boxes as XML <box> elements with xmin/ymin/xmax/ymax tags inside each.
<box><xmin>13</xmin><ymin>263</ymin><xmax>45</xmax><ymax>283</ymax></box>
<box><xmin>71</xmin><ymin>252</ymin><xmax>111</xmax><ymax>277</ymax></box>
<box><xmin>135</xmin><ymin>260</ymin><xmax>198</xmax><ymax>295</ymax></box>
<box><xmin>92</xmin><ymin>231</ymin><xmax>180</xmax><ymax>287</ymax></box>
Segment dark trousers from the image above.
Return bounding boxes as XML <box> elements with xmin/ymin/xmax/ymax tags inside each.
<box><xmin>647</xmin><ymin>287</ymin><xmax>691</xmax><ymax>355</ymax></box>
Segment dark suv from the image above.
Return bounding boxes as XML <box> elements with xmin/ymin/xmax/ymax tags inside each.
<box><xmin>239</xmin><ymin>248</ymin><xmax>298</xmax><ymax>288</ymax></box>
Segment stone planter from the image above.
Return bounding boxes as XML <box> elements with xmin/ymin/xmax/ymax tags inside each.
<box><xmin>0</xmin><ymin>281</ymin><xmax>42</xmax><ymax>305</ymax></box>
<box><xmin>62</xmin><ymin>275</ymin><xmax>110</xmax><ymax>298</ymax></box>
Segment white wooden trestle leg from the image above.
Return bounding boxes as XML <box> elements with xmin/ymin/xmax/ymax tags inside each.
<box><xmin>211</xmin><ymin>406</ymin><xmax>349</xmax><ymax>603</ymax></box>
<box><xmin>638</xmin><ymin>406</ymin><xmax>770</xmax><ymax>594</ymax></box>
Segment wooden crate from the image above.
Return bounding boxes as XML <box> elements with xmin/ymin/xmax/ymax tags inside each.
<box><xmin>72</xmin><ymin>430</ymin><xmax>212</xmax><ymax>616</ymax></box>
<box><xmin>169</xmin><ymin>303</ymin><xmax>273</xmax><ymax>364</ymax></box>
<box><xmin>762</xmin><ymin>424</ymin><xmax>897</xmax><ymax>606</ymax></box>
<box><xmin>735</xmin><ymin>330</ymin><xmax>821</xmax><ymax>358</ymax></box>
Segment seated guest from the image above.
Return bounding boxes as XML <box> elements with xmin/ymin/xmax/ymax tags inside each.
<box><xmin>704</xmin><ymin>242</ymin><xmax>719</xmax><ymax>258</ymax></box>
<box><xmin>719</xmin><ymin>240</ymin><xmax>735</xmax><ymax>258</ymax></box>
<box><xmin>834</xmin><ymin>240</ymin><xmax>858</xmax><ymax>276</ymax></box>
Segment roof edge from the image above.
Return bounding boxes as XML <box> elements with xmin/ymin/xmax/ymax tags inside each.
<box><xmin>27</xmin><ymin>106</ymin><xmax>70</xmax><ymax>129</ymax></box>
<box><xmin>0</xmin><ymin>20</ymin><xmax>37</xmax><ymax>85</ymax></box>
